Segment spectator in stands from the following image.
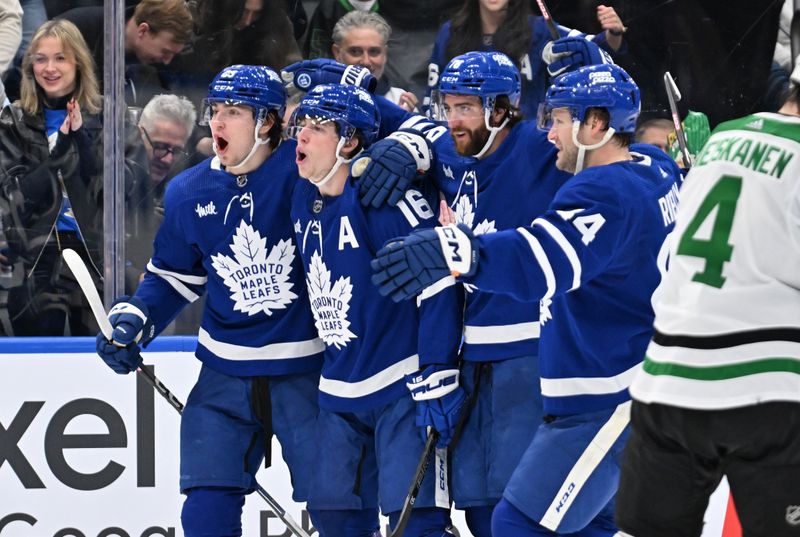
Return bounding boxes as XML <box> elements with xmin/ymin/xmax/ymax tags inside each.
<box><xmin>304</xmin><ymin>0</ymin><xmax>379</xmax><ymax>60</ymax></box>
<box><xmin>634</xmin><ymin>117</ymin><xmax>673</xmax><ymax>153</ymax></box>
<box><xmin>58</xmin><ymin>0</ymin><xmax>193</xmax><ymax>105</ymax></box>
<box><xmin>332</xmin><ymin>11</ymin><xmax>418</xmax><ymax>111</ymax></box>
<box><xmin>172</xmin><ymin>0</ymin><xmax>301</xmax><ymax>160</ymax></box>
<box><xmin>0</xmin><ymin>0</ymin><xmax>22</xmax><ymax>75</ymax></box>
<box><xmin>427</xmin><ymin>0</ymin><xmax>625</xmax><ymax>117</ymax></box>
<box><xmin>124</xmin><ymin>94</ymin><xmax>196</xmax><ymax>294</ymax></box>
<box><xmin>0</xmin><ymin>19</ymin><xmax>103</xmax><ymax>336</ymax></box>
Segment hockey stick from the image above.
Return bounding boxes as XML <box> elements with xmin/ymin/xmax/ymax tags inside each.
<box><xmin>663</xmin><ymin>72</ymin><xmax>693</xmax><ymax>168</ymax></box>
<box><xmin>388</xmin><ymin>428</ymin><xmax>439</xmax><ymax>537</ymax></box>
<box><xmin>61</xmin><ymin>248</ymin><xmax>312</xmax><ymax>537</ymax></box>
<box><xmin>534</xmin><ymin>0</ymin><xmax>561</xmax><ymax>40</ymax></box>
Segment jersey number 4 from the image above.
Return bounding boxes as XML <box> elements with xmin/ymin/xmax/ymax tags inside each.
<box><xmin>675</xmin><ymin>174</ymin><xmax>742</xmax><ymax>289</ymax></box>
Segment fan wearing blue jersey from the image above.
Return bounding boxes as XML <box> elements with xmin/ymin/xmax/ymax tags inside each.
<box><xmin>371</xmin><ymin>64</ymin><xmax>683</xmax><ymax>536</ymax></box>
<box><xmin>286</xmin><ymin>84</ymin><xmax>463</xmax><ymax>537</ymax></box>
<box><xmin>94</xmin><ymin>66</ymin><xmax>324</xmax><ymax>537</ymax></box>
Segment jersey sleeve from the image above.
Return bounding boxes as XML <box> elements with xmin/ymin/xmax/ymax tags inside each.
<box><xmin>370</xmin><ymin>188</ymin><xmax>463</xmax><ymax>367</ymax></box>
<box><xmin>133</xmin><ymin>179</ymin><xmax>207</xmax><ymax>334</ymax></box>
<box><xmin>462</xmin><ymin>173</ymin><xmax>628</xmax><ymax>302</ymax></box>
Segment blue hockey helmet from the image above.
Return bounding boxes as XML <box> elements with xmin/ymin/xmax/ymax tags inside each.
<box><xmin>540</xmin><ymin>64</ymin><xmax>640</xmax><ymax>133</ymax></box>
<box><xmin>432</xmin><ymin>51</ymin><xmax>522</xmax><ymax>119</ymax></box>
<box><xmin>201</xmin><ymin>64</ymin><xmax>286</xmax><ymax>124</ymax></box>
<box><xmin>287</xmin><ymin>83</ymin><xmax>380</xmax><ymax>147</ymax></box>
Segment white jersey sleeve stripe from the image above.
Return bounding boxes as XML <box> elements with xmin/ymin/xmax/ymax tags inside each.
<box><xmin>416</xmin><ymin>275</ymin><xmax>456</xmax><ymax>305</ymax></box>
<box><xmin>146</xmin><ymin>261</ymin><xmax>208</xmax><ymax>285</ymax></box>
<box><xmin>517</xmin><ymin>227</ymin><xmax>556</xmax><ymax>299</ymax></box>
<box><xmin>147</xmin><ymin>268</ymin><xmax>200</xmax><ymax>302</ymax></box>
<box><xmin>533</xmin><ymin>217</ymin><xmax>582</xmax><ymax>290</ymax></box>
<box><xmin>540</xmin><ymin>362</ymin><xmax>641</xmax><ymax>397</ymax></box>
<box><xmin>319</xmin><ymin>354</ymin><xmax>420</xmax><ymax>399</ymax></box>
<box><xmin>540</xmin><ymin>401</ymin><xmax>631</xmax><ymax>531</ymax></box>
<box><xmin>464</xmin><ymin>321</ymin><xmax>541</xmax><ymax>344</ymax></box>
<box><xmin>198</xmin><ymin>328</ymin><xmax>325</xmax><ymax>361</ymax></box>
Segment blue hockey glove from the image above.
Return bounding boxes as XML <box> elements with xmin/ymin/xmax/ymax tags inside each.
<box><xmin>95</xmin><ymin>333</ymin><xmax>142</xmax><ymax>374</ymax></box>
<box><xmin>351</xmin><ymin>130</ymin><xmax>432</xmax><ymax>208</ymax></box>
<box><xmin>406</xmin><ymin>365</ymin><xmax>466</xmax><ymax>447</ymax></box>
<box><xmin>542</xmin><ymin>37</ymin><xmax>614</xmax><ymax>77</ymax></box>
<box><xmin>371</xmin><ymin>223</ymin><xmax>478</xmax><ymax>302</ymax></box>
<box><xmin>281</xmin><ymin>59</ymin><xmax>377</xmax><ymax>93</ymax></box>
<box><xmin>94</xmin><ymin>296</ymin><xmax>154</xmax><ymax>374</ymax></box>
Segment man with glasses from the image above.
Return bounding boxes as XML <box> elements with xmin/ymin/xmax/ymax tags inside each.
<box><xmin>124</xmin><ymin>94</ymin><xmax>195</xmax><ymax>294</ymax></box>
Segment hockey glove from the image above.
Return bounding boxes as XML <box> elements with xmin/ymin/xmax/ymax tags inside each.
<box><xmin>94</xmin><ymin>296</ymin><xmax>154</xmax><ymax>374</ymax></box>
<box><xmin>352</xmin><ymin>130</ymin><xmax>433</xmax><ymax>208</ymax></box>
<box><xmin>542</xmin><ymin>37</ymin><xmax>614</xmax><ymax>77</ymax></box>
<box><xmin>281</xmin><ymin>59</ymin><xmax>377</xmax><ymax>93</ymax></box>
<box><xmin>406</xmin><ymin>365</ymin><xmax>466</xmax><ymax>448</ymax></box>
<box><xmin>371</xmin><ymin>223</ymin><xmax>478</xmax><ymax>302</ymax></box>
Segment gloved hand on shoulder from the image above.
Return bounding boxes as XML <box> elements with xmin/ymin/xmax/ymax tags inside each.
<box><xmin>351</xmin><ymin>130</ymin><xmax>433</xmax><ymax>208</ymax></box>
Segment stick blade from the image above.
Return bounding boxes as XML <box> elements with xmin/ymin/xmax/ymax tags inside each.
<box><xmin>62</xmin><ymin>248</ymin><xmax>113</xmax><ymax>339</ymax></box>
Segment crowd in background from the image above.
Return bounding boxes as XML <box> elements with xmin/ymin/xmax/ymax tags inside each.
<box><xmin>0</xmin><ymin>0</ymin><xmax>787</xmax><ymax>336</ymax></box>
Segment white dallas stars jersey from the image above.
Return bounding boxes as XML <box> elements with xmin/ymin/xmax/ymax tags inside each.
<box><xmin>631</xmin><ymin>112</ymin><xmax>800</xmax><ymax>409</ymax></box>
<box><xmin>134</xmin><ymin>143</ymin><xmax>324</xmax><ymax>377</ymax></box>
<box><xmin>291</xmin><ymin>177</ymin><xmax>462</xmax><ymax>412</ymax></box>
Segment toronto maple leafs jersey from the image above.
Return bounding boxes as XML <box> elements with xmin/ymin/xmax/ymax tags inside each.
<box><xmin>430</xmin><ymin>121</ymin><xmax>570</xmax><ymax>362</ymax></box>
<box><xmin>461</xmin><ymin>145</ymin><xmax>682</xmax><ymax>415</ymax></box>
<box><xmin>291</xmin><ymin>177</ymin><xmax>462</xmax><ymax>412</ymax></box>
<box><xmin>631</xmin><ymin>112</ymin><xmax>800</xmax><ymax>410</ymax></box>
<box><xmin>425</xmin><ymin>19</ymin><xmax>615</xmax><ymax>118</ymax></box>
<box><xmin>134</xmin><ymin>142</ymin><xmax>324</xmax><ymax>377</ymax></box>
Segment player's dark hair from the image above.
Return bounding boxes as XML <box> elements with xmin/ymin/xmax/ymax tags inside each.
<box><xmin>266</xmin><ymin>110</ymin><xmax>283</xmax><ymax>149</ymax></box>
<box><xmin>586</xmin><ymin>107</ymin><xmax>632</xmax><ymax>148</ymax></box>
<box><xmin>332</xmin><ymin>123</ymin><xmax>366</xmax><ymax>159</ymax></box>
<box><xmin>494</xmin><ymin>95</ymin><xmax>523</xmax><ymax>129</ymax></box>
<box><xmin>445</xmin><ymin>0</ymin><xmax>532</xmax><ymax>69</ymax></box>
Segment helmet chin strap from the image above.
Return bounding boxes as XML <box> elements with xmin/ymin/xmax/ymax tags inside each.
<box><xmin>310</xmin><ymin>137</ymin><xmax>357</xmax><ymax>189</ymax></box>
<box><xmin>473</xmin><ymin>109</ymin><xmax>509</xmax><ymax>159</ymax></box>
<box><xmin>214</xmin><ymin>117</ymin><xmax>270</xmax><ymax>172</ymax></box>
<box><xmin>571</xmin><ymin>121</ymin><xmax>616</xmax><ymax>174</ymax></box>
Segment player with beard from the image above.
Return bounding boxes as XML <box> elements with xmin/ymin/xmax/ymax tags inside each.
<box><xmin>371</xmin><ymin>63</ymin><xmax>683</xmax><ymax>536</ymax></box>
<box><xmin>357</xmin><ymin>51</ymin><xmax>573</xmax><ymax>537</ymax></box>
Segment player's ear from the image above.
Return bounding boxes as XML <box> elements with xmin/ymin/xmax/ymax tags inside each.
<box><xmin>332</xmin><ymin>43</ymin><xmax>342</xmax><ymax>62</ymax></box>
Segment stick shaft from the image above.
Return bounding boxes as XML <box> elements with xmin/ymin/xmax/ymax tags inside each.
<box><xmin>62</xmin><ymin>248</ymin><xmax>311</xmax><ymax>537</ymax></box>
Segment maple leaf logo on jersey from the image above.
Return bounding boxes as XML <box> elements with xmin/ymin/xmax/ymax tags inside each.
<box><xmin>454</xmin><ymin>195</ymin><xmax>496</xmax><ymax>293</ymax></box>
<box><xmin>306</xmin><ymin>251</ymin><xmax>356</xmax><ymax>349</ymax></box>
<box><xmin>539</xmin><ymin>298</ymin><xmax>553</xmax><ymax>326</ymax></box>
<box><xmin>211</xmin><ymin>221</ymin><xmax>298</xmax><ymax>316</ymax></box>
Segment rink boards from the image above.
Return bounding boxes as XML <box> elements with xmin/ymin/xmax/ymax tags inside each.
<box><xmin>0</xmin><ymin>337</ymin><xmax>735</xmax><ymax>537</ymax></box>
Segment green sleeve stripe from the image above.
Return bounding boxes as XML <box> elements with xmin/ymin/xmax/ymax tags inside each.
<box><xmin>643</xmin><ymin>355</ymin><xmax>800</xmax><ymax>380</ymax></box>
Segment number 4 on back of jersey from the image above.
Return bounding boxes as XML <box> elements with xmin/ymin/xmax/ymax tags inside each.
<box><xmin>675</xmin><ymin>174</ymin><xmax>742</xmax><ymax>288</ymax></box>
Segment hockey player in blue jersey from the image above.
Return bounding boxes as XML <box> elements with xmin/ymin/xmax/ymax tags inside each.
<box><xmin>94</xmin><ymin>65</ymin><xmax>324</xmax><ymax>537</ymax></box>
<box><xmin>286</xmin><ymin>83</ymin><xmax>464</xmax><ymax>537</ymax></box>
<box><xmin>356</xmin><ymin>51</ymin><xmax>573</xmax><ymax>537</ymax></box>
<box><xmin>371</xmin><ymin>64</ymin><xmax>683</xmax><ymax>535</ymax></box>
